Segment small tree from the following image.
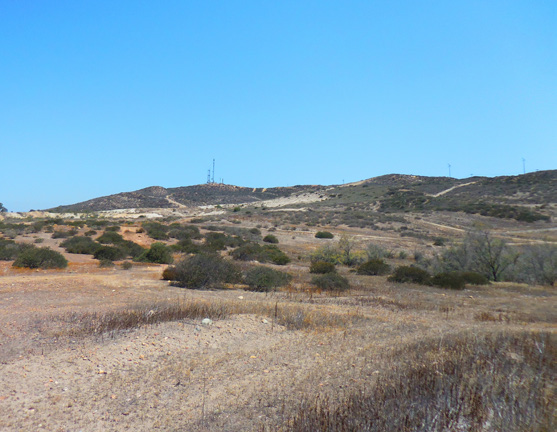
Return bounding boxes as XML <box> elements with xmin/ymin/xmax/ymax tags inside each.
<box><xmin>517</xmin><ymin>243</ymin><xmax>557</xmax><ymax>286</ymax></box>
<box><xmin>468</xmin><ymin>230</ymin><xmax>517</xmax><ymax>282</ymax></box>
<box><xmin>0</xmin><ymin>203</ymin><xmax>7</xmax><ymax>213</ymax></box>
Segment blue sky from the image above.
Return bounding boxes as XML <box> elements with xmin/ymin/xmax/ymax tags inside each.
<box><xmin>1</xmin><ymin>1</ymin><xmax>555</xmax><ymax>211</ymax></box>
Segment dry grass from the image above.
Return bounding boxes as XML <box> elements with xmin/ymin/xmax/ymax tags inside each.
<box><xmin>281</xmin><ymin>331</ymin><xmax>556</xmax><ymax>432</ymax></box>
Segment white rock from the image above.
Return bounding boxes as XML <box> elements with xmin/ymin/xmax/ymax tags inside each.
<box><xmin>201</xmin><ymin>318</ymin><xmax>213</xmax><ymax>326</ymax></box>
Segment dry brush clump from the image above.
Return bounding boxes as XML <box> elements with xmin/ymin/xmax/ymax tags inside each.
<box><xmin>59</xmin><ymin>299</ymin><xmax>234</xmax><ymax>337</ymax></box>
<box><xmin>282</xmin><ymin>331</ymin><xmax>555</xmax><ymax>432</ymax></box>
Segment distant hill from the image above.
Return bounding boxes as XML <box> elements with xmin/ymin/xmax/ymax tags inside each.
<box><xmin>47</xmin><ymin>183</ymin><xmax>324</xmax><ymax>212</ymax></box>
<box><xmin>47</xmin><ymin>171</ymin><xmax>556</xmax><ymax>221</ymax></box>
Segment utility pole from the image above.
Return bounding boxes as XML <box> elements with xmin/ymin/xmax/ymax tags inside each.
<box><xmin>522</xmin><ymin>158</ymin><xmax>526</xmax><ymax>175</ymax></box>
<box><xmin>212</xmin><ymin>159</ymin><xmax>215</xmax><ymax>184</ymax></box>
<box><xmin>448</xmin><ymin>163</ymin><xmax>452</xmax><ymax>178</ymax></box>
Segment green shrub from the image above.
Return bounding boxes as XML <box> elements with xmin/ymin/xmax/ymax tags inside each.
<box><xmin>263</xmin><ymin>234</ymin><xmax>279</xmax><ymax>244</ymax></box>
<box><xmin>84</xmin><ymin>230</ymin><xmax>97</xmax><ymax>236</ymax></box>
<box><xmin>0</xmin><ymin>239</ymin><xmax>33</xmax><ymax>260</ymax></box>
<box><xmin>431</xmin><ymin>272</ymin><xmax>466</xmax><ymax>290</ymax></box>
<box><xmin>311</xmin><ymin>273</ymin><xmax>350</xmax><ymax>293</ymax></box>
<box><xmin>230</xmin><ymin>243</ymin><xmax>290</xmax><ymax>265</ymax></box>
<box><xmin>315</xmin><ymin>231</ymin><xmax>334</xmax><ymax>239</ymax></box>
<box><xmin>105</xmin><ymin>225</ymin><xmax>120</xmax><ymax>232</ymax></box>
<box><xmin>204</xmin><ymin>232</ymin><xmax>244</xmax><ymax>250</ymax></box>
<box><xmin>13</xmin><ymin>247</ymin><xmax>68</xmax><ymax>269</ymax></box>
<box><xmin>93</xmin><ymin>246</ymin><xmax>126</xmax><ymax>262</ymax></box>
<box><xmin>118</xmin><ymin>240</ymin><xmax>145</xmax><ymax>259</ymax></box>
<box><xmin>121</xmin><ymin>261</ymin><xmax>133</xmax><ymax>270</ymax></box>
<box><xmin>170</xmin><ymin>254</ymin><xmax>242</xmax><ymax>289</ymax></box>
<box><xmin>173</xmin><ymin>238</ymin><xmax>202</xmax><ymax>254</ymax></box>
<box><xmin>60</xmin><ymin>236</ymin><xmax>101</xmax><ymax>255</ymax></box>
<box><xmin>244</xmin><ymin>266</ymin><xmax>292</xmax><ymax>292</ymax></box>
<box><xmin>168</xmin><ymin>225</ymin><xmax>202</xmax><ymax>240</ymax></box>
<box><xmin>459</xmin><ymin>271</ymin><xmax>490</xmax><ymax>285</ymax></box>
<box><xmin>98</xmin><ymin>258</ymin><xmax>115</xmax><ymax>268</ymax></box>
<box><xmin>357</xmin><ymin>259</ymin><xmax>390</xmax><ymax>276</ymax></box>
<box><xmin>97</xmin><ymin>231</ymin><xmax>124</xmax><ymax>244</ymax></box>
<box><xmin>52</xmin><ymin>229</ymin><xmax>77</xmax><ymax>239</ymax></box>
<box><xmin>388</xmin><ymin>266</ymin><xmax>431</xmax><ymax>285</ymax></box>
<box><xmin>142</xmin><ymin>222</ymin><xmax>169</xmax><ymax>240</ymax></box>
<box><xmin>136</xmin><ymin>242</ymin><xmax>173</xmax><ymax>264</ymax></box>
<box><xmin>309</xmin><ymin>261</ymin><xmax>336</xmax><ymax>274</ymax></box>
<box><xmin>264</xmin><ymin>245</ymin><xmax>291</xmax><ymax>265</ymax></box>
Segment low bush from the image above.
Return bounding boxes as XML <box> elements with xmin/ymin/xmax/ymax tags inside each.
<box><xmin>315</xmin><ymin>231</ymin><xmax>334</xmax><ymax>239</ymax></box>
<box><xmin>162</xmin><ymin>266</ymin><xmax>178</xmax><ymax>281</ymax></box>
<box><xmin>204</xmin><ymin>232</ymin><xmax>244</xmax><ymax>250</ymax></box>
<box><xmin>0</xmin><ymin>239</ymin><xmax>33</xmax><ymax>260</ymax></box>
<box><xmin>244</xmin><ymin>266</ymin><xmax>292</xmax><ymax>292</ymax></box>
<box><xmin>431</xmin><ymin>272</ymin><xmax>466</xmax><ymax>290</ymax></box>
<box><xmin>388</xmin><ymin>266</ymin><xmax>431</xmax><ymax>285</ymax></box>
<box><xmin>230</xmin><ymin>243</ymin><xmax>290</xmax><ymax>265</ymax></box>
<box><xmin>97</xmin><ymin>231</ymin><xmax>124</xmax><ymax>244</ymax></box>
<box><xmin>169</xmin><ymin>254</ymin><xmax>242</xmax><ymax>289</ymax></box>
<box><xmin>309</xmin><ymin>261</ymin><xmax>336</xmax><ymax>274</ymax></box>
<box><xmin>263</xmin><ymin>234</ymin><xmax>279</xmax><ymax>244</ymax></box>
<box><xmin>13</xmin><ymin>247</ymin><xmax>68</xmax><ymax>269</ymax></box>
<box><xmin>459</xmin><ymin>271</ymin><xmax>490</xmax><ymax>285</ymax></box>
<box><xmin>136</xmin><ymin>242</ymin><xmax>174</xmax><ymax>264</ymax></box>
<box><xmin>312</xmin><ymin>273</ymin><xmax>350</xmax><ymax>293</ymax></box>
<box><xmin>121</xmin><ymin>261</ymin><xmax>133</xmax><ymax>270</ymax></box>
<box><xmin>52</xmin><ymin>229</ymin><xmax>77</xmax><ymax>239</ymax></box>
<box><xmin>60</xmin><ymin>236</ymin><xmax>101</xmax><ymax>255</ymax></box>
<box><xmin>98</xmin><ymin>258</ymin><xmax>115</xmax><ymax>268</ymax></box>
<box><xmin>142</xmin><ymin>222</ymin><xmax>169</xmax><ymax>240</ymax></box>
<box><xmin>93</xmin><ymin>246</ymin><xmax>126</xmax><ymax>262</ymax></box>
<box><xmin>365</xmin><ymin>243</ymin><xmax>393</xmax><ymax>260</ymax></box>
<box><xmin>357</xmin><ymin>259</ymin><xmax>391</xmax><ymax>276</ymax></box>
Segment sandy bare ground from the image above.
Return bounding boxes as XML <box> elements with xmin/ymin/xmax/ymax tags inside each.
<box><xmin>0</xmin><ymin>261</ymin><xmax>555</xmax><ymax>431</ymax></box>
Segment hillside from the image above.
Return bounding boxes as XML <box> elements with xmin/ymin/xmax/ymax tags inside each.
<box><xmin>46</xmin><ymin>171</ymin><xmax>556</xmax><ymax>222</ymax></box>
<box><xmin>47</xmin><ymin>183</ymin><xmax>325</xmax><ymax>213</ymax></box>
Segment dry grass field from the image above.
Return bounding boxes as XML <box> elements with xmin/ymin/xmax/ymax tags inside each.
<box><xmin>0</xmin><ymin>207</ymin><xmax>555</xmax><ymax>431</ymax></box>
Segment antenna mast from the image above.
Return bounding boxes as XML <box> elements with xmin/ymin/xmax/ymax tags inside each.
<box><xmin>212</xmin><ymin>159</ymin><xmax>215</xmax><ymax>184</ymax></box>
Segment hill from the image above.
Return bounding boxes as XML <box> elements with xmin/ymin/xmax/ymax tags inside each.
<box><xmin>46</xmin><ymin>171</ymin><xmax>556</xmax><ymax>222</ymax></box>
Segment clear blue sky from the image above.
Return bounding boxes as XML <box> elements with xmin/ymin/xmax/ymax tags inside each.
<box><xmin>1</xmin><ymin>1</ymin><xmax>555</xmax><ymax>211</ymax></box>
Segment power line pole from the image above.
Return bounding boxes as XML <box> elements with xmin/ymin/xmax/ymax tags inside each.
<box><xmin>522</xmin><ymin>158</ymin><xmax>526</xmax><ymax>174</ymax></box>
<box><xmin>448</xmin><ymin>163</ymin><xmax>452</xmax><ymax>178</ymax></box>
<box><xmin>212</xmin><ymin>159</ymin><xmax>215</xmax><ymax>184</ymax></box>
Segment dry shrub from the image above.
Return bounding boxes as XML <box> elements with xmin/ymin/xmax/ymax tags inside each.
<box><xmin>284</xmin><ymin>331</ymin><xmax>555</xmax><ymax>432</ymax></box>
